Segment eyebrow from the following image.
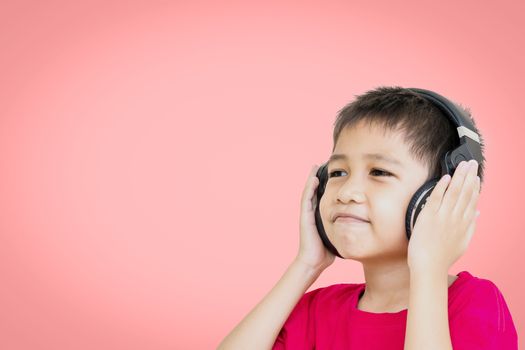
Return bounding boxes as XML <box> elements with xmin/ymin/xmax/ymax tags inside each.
<box><xmin>328</xmin><ymin>153</ymin><xmax>403</xmax><ymax>167</ymax></box>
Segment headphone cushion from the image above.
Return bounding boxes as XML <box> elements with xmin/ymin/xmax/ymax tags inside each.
<box><xmin>405</xmin><ymin>178</ymin><xmax>439</xmax><ymax>240</ymax></box>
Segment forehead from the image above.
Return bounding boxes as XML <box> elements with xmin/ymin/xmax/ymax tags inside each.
<box><xmin>330</xmin><ymin>122</ymin><xmax>416</xmax><ymax>168</ymax></box>
<box><xmin>335</xmin><ymin>121</ymin><xmax>408</xmax><ymax>150</ymax></box>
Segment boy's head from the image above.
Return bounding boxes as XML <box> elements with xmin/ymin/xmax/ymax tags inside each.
<box><xmin>318</xmin><ymin>86</ymin><xmax>486</xmax><ymax>261</ymax></box>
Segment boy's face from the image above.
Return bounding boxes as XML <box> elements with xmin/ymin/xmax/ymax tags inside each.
<box><xmin>319</xmin><ymin>120</ymin><xmax>430</xmax><ymax>261</ymax></box>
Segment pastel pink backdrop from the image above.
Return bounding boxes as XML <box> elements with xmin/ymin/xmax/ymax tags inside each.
<box><xmin>0</xmin><ymin>1</ymin><xmax>523</xmax><ymax>348</ymax></box>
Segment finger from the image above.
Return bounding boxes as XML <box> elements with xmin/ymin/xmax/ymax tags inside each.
<box><xmin>311</xmin><ymin>165</ymin><xmax>321</xmax><ymax>211</ymax></box>
<box><xmin>462</xmin><ymin>211</ymin><xmax>479</xmax><ymax>251</ymax></box>
<box><xmin>441</xmin><ymin>160</ymin><xmax>471</xmax><ymax>214</ymax></box>
<box><xmin>462</xmin><ymin>174</ymin><xmax>481</xmax><ymax>223</ymax></box>
<box><xmin>302</xmin><ymin>165</ymin><xmax>319</xmax><ymax>212</ymax></box>
<box><xmin>426</xmin><ymin>173</ymin><xmax>452</xmax><ymax>212</ymax></box>
<box><xmin>452</xmin><ymin>160</ymin><xmax>479</xmax><ymax>217</ymax></box>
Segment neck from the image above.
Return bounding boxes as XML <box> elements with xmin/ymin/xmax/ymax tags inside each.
<box><xmin>358</xmin><ymin>259</ymin><xmax>411</xmax><ymax>310</ymax></box>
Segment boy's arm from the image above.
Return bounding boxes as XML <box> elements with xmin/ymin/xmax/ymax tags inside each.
<box><xmin>404</xmin><ymin>268</ymin><xmax>453</xmax><ymax>350</ymax></box>
<box><xmin>405</xmin><ymin>160</ymin><xmax>481</xmax><ymax>349</ymax></box>
<box><xmin>217</xmin><ymin>258</ymin><xmax>322</xmax><ymax>350</ymax></box>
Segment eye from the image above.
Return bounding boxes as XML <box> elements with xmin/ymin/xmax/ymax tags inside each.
<box><xmin>328</xmin><ymin>169</ymin><xmax>393</xmax><ymax>178</ymax></box>
<box><xmin>370</xmin><ymin>169</ymin><xmax>393</xmax><ymax>177</ymax></box>
<box><xmin>328</xmin><ymin>170</ymin><xmax>346</xmax><ymax>178</ymax></box>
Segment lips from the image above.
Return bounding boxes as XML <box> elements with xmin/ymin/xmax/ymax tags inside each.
<box><xmin>332</xmin><ymin>212</ymin><xmax>370</xmax><ymax>223</ymax></box>
<box><xmin>335</xmin><ymin>216</ymin><xmax>369</xmax><ymax>224</ymax></box>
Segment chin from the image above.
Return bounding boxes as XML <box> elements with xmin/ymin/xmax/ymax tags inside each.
<box><xmin>337</xmin><ymin>250</ymin><xmax>367</xmax><ymax>262</ymax></box>
<box><xmin>331</xmin><ymin>239</ymin><xmax>366</xmax><ymax>260</ymax></box>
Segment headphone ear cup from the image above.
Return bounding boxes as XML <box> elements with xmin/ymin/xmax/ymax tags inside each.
<box><xmin>405</xmin><ymin>178</ymin><xmax>440</xmax><ymax>240</ymax></box>
<box><xmin>314</xmin><ymin>163</ymin><xmax>344</xmax><ymax>258</ymax></box>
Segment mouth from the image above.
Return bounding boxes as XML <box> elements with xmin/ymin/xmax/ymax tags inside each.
<box><xmin>334</xmin><ymin>216</ymin><xmax>369</xmax><ymax>224</ymax></box>
<box><xmin>332</xmin><ymin>211</ymin><xmax>370</xmax><ymax>223</ymax></box>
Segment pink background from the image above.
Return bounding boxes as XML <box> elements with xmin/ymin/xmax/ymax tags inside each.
<box><xmin>0</xmin><ymin>1</ymin><xmax>523</xmax><ymax>348</ymax></box>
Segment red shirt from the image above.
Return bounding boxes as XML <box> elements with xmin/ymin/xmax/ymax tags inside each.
<box><xmin>273</xmin><ymin>271</ymin><xmax>518</xmax><ymax>349</ymax></box>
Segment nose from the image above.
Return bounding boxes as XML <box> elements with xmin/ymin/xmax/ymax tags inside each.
<box><xmin>336</xmin><ymin>176</ymin><xmax>366</xmax><ymax>204</ymax></box>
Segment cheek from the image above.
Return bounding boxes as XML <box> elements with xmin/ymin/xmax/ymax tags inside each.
<box><xmin>361</xmin><ymin>190</ymin><xmax>406</xmax><ymax>225</ymax></box>
<box><xmin>373</xmin><ymin>194</ymin><xmax>414</xmax><ymax>233</ymax></box>
<box><xmin>376</xmin><ymin>197</ymin><xmax>403</xmax><ymax>218</ymax></box>
<box><xmin>319</xmin><ymin>194</ymin><xmax>330</xmax><ymax>223</ymax></box>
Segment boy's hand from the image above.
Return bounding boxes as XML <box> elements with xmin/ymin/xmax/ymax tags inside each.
<box><xmin>295</xmin><ymin>165</ymin><xmax>335</xmax><ymax>273</ymax></box>
<box><xmin>407</xmin><ymin>160</ymin><xmax>481</xmax><ymax>274</ymax></box>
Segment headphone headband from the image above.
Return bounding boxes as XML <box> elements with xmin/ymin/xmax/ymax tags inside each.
<box><xmin>407</xmin><ymin>88</ymin><xmax>482</xmax><ymax>176</ymax></box>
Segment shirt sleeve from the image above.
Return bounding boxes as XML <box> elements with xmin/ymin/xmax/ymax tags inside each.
<box><xmin>450</xmin><ymin>279</ymin><xmax>518</xmax><ymax>349</ymax></box>
<box><xmin>272</xmin><ymin>288</ymin><xmax>323</xmax><ymax>350</ymax></box>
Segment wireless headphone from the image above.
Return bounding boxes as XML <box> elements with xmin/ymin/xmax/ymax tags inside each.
<box><xmin>313</xmin><ymin>88</ymin><xmax>483</xmax><ymax>259</ymax></box>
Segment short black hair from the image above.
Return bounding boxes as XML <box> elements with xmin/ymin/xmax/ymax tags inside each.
<box><xmin>332</xmin><ymin>86</ymin><xmax>486</xmax><ymax>192</ymax></box>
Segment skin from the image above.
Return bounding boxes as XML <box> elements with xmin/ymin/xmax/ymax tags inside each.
<box><xmin>403</xmin><ymin>140</ymin><xmax>480</xmax><ymax>349</ymax></box>
<box><xmin>218</xmin><ymin>118</ymin><xmax>480</xmax><ymax>349</ymax></box>
<box><xmin>319</xmin><ymin>120</ymin><xmax>458</xmax><ymax>312</ymax></box>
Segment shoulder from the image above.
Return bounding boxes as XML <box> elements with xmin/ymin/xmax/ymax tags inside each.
<box><xmin>274</xmin><ymin>283</ymin><xmax>362</xmax><ymax>348</ymax></box>
<box><xmin>300</xmin><ymin>282</ymin><xmax>363</xmax><ymax>306</ymax></box>
<box><xmin>451</xmin><ymin>271</ymin><xmax>510</xmax><ymax>320</ymax></box>
<box><xmin>449</xmin><ymin>271</ymin><xmax>518</xmax><ymax>349</ymax></box>
<box><xmin>286</xmin><ymin>282</ymin><xmax>362</xmax><ymax>321</ymax></box>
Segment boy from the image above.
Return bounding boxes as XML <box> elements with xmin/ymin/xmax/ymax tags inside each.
<box><xmin>217</xmin><ymin>87</ymin><xmax>518</xmax><ymax>349</ymax></box>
